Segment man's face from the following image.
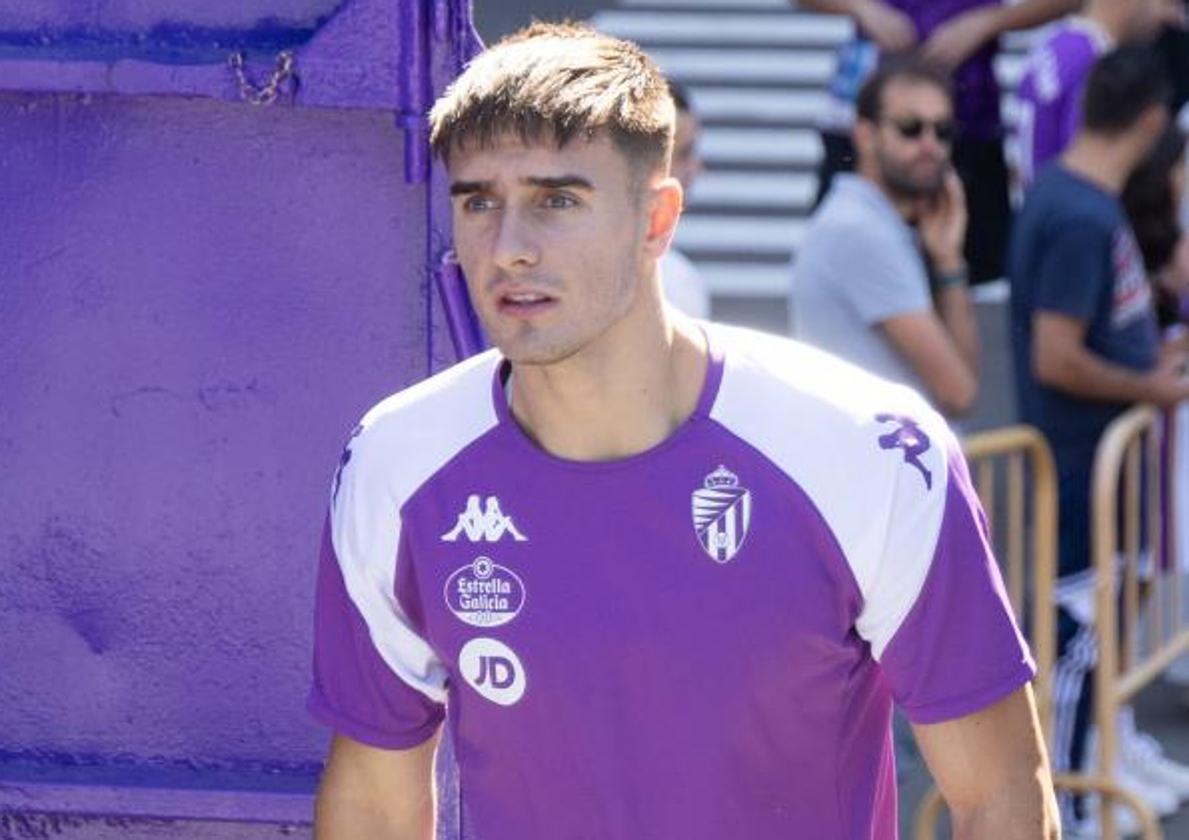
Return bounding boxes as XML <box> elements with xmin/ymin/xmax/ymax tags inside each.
<box><xmin>449</xmin><ymin>133</ymin><xmax>654</xmax><ymax>366</ymax></box>
<box><xmin>671</xmin><ymin>108</ymin><xmax>703</xmax><ymax>193</ymax></box>
<box><xmin>864</xmin><ymin>80</ymin><xmax>954</xmax><ymax>199</ymax></box>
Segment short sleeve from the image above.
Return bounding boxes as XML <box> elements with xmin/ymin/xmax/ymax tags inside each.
<box><xmin>307</xmin><ymin>431</ymin><xmax>448</xmax><ymax>748</ymax></box>
<box><xmin>828</xmin><ymin>222</ymin><xmax>932</xmax><ymax>325</ymax></box>
<box><xmin>1034</xmin><ymin>221</ymin><xmax>1111</xmax><ymax>323</ymax></box>
<box><xmin>875</xmin><ymin>434</ymin><xmax>1035</xmax><ymax>724</ymax></box>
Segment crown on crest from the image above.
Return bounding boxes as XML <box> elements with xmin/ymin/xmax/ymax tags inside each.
<box><xmin>704</xmin><ymin>465</ymin><xmax>739</xmax><ymax>489</ymax></box>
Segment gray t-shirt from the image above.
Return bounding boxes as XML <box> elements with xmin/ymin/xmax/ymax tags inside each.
<box><xmin>791</xmin><ymin>174</ymin><xmax>932</xmax><ymax>396</ymax></box>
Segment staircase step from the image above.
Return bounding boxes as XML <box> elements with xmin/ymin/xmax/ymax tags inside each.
<box><xmin>673</xmin><ymin>214</ymin><xmax>804</xmax><ymax>255</ymax></box>
<box><xmin>621</xmin><ymin>0</ymin><xmax>792</xmax><ymax>8</ymax></box>
<box><xmin>700</xmin><ymin>126</ymin><xmax>821</xmax><ymax>166</ymax></box>
<box><xmin>688</xmin><ymin>171</ymin><xmax>816</xmax><ymax>211</ymax></box>
<box><xmin>689</xmin><ymin>86</ymin><xmax>830</xmax><ymax>125</ymax></box>
<box><xmin>650</xmin><ymin>47</ymin><xmax>835</xmax><ymax>85</ymax></box>
<box><xmin>592</xmin><ymin>10</ymin><xmax>852</xmax><ymax>46</ymax></box>
<box><xmin>696</xmin><ymin>261</ymin><xmax>791</xmax><ymax>297</ymax></box>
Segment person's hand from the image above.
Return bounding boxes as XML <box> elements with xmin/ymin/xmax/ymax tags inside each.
<box><xmin>918</xmin><ymin>169</ymin><xmax>968</xmax><ymax>272</ymax></box>
<box><xmin>854</xmin><ymin>0</ymin><xmax>918</xmax><ymax>53</ymax></box>
<box><xmin>1146</xmin><ymin>350</ymin><xmax>1189</xmax><ymax>405</ymax></box>
<box><xmin>1160</xmin><ymin>235</ymin><xmax>1189</xmax><ymax>296</ymax></box>
<box><xmin>921</xmin><ymin>7</ymin><xmax>999</xmax><ymax>70</ymax></box>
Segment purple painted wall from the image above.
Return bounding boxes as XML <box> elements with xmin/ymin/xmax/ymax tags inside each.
<box><xmin>0</xmin><ymin>0</ymin><xmax>480</xmax><ymax>821</ymax></box>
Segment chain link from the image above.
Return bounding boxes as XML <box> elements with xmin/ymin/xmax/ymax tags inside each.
<box><xmin>227</xmin><ymin>51</ymin><xmax>295</xmax><ymax>106</ymax></box>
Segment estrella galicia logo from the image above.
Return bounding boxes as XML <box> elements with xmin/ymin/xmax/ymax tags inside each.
<box><xmin>875</xmin><ymin>413</ymin><xmax>933</xmax><ymax>490</ymax></box>
<box><xmin>459</xmin><ymin>638</ymin><xmax>526</xmax><ymax>706</ymax></box>
<box><xmin>691</xmin><ymin>465</ymin><xmax>752</xmax><ymax>563</ymax></box>
<box><xmin>441</xmin><ymin>495</ymin><xmax>528</xmax><ymax>543</ymax></box>
<box><xmin>444</xmin><ymin>556</ymin><xmax>526</xmax><ymax>628</ymax></box>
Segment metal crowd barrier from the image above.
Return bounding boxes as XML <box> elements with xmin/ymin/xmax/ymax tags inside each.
<box><xmin>913</xmin><ymin>423</ymin><xmax>1161</xmax><ymax>839</ymax></box>
<box><xmin>1087</xmin><ymin>405</ymin><xmax>1189</xmax><ymax>840</ymax></box>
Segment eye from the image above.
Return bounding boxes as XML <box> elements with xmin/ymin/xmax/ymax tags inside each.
<box><xmin>542</xmin><ymin>192</ymin><xmax>579</xmax><ymax>210</ymax></box>
<box><xmin>461</xmin><ymin>194</ymin><xmax>498</xmax><ymax>213</ymax></box>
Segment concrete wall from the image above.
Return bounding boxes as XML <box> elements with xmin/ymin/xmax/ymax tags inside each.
<box><xmin>0</xmin><ymin>90</ymin><xmax>428</xmax><ymax>774</ymax></box>
<box><xmin>0</xmin><ymin>2</ymin><xmax>480</xmax><ymax>820</ymax></box>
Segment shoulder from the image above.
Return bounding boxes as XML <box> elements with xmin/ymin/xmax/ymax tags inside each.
<box><xmin>708</xmin><ymin>325</ymin><xmax>956</xmax><ymax>589</ymax></box>
<box><xmin>802</xmin><ymin>187</ymin><xmax>910</xmax><ymax>263</ymax></box>
<box><xmin>1021</xmin><ymin>23</ymin><xmax>1098</xmax><ymax>103</ymax></box>
<box><xmin>336</xmin><ymin>350</ymin><xmax>503</xmax><ymax>506</ymax></box>
<box><xmin>710</xmin><ymin>325</ymin><xmax>947</xmax><ymax>446</ymax></box>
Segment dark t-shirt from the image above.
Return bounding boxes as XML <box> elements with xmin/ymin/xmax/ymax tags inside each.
<box><xmin>1010</xmin><ymin>165</ymin><xmax>1158</xmax><ymax>464</ymax></box>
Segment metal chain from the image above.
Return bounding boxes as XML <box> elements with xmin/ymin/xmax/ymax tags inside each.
<box><xmin>227</xmin><ymin>51</ymin><xmax>295</xmax><ymax>106</ymax></box>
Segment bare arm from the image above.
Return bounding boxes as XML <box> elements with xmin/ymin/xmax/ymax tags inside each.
<box><xmin>913</xmin><ymin>685</ymin><xmax>1060</xmax><ymax>839</ymax></box>
<box><xmin>798</xmin><ymin>0</ymin><xmax>917</xmax><ymax>52</ymax></box>
<box><xmin>883</xmin><ymin>170</ymin><xmax>977</xmax><ymax>416</ymax></box>
<box><xmin>922</xmin><ymin>0</ymin><xmax>1080</xmax><ymax>69</ymax></box>
<box><xmin>880</xmin><ymin>308</ymin><xmax>978</xmax><ymax>415</ymax></box>
<box><xmin>1033</xmin><ymin>311</ymin><xmax>1189</xmax><ymax>407</ymax></box>
<box><xmin>315</xmin><ymin>732</ymin><xmax>439</xmax><ymax>840</ymax></box>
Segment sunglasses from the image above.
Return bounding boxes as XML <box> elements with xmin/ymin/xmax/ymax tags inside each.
<box><xmin>887</xmin><ymin>117</ymin><xmax>956</xmax><ymax>144</ymax></box>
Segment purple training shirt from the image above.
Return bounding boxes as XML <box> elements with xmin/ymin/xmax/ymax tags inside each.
<box><xmin>889</xmin><ymin>0</ymin><xmax>1004</xmax><ymax>141</ymax></box>
<box><xmin>309</xmin><ymin>324</ymin><xmax>1034</xmax><ymax>839</ymax></box>
<box><xmin>1015</xmin><ymin>18</ymin><xmax>1112</xmax><ymax>185</ymax></box>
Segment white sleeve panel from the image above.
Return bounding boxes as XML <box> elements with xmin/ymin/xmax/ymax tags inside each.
<box><xmin>329</xmin><ymin>350</ymin><xmax>502</xmax><ymax>704</ymax></box>
<box><xmin>708</xmin><ymin>326</ymin><xmax>951</xmax><ymax>659</ymax></box>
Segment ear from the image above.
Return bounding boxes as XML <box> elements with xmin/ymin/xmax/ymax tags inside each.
<box><xmin>642</xmin><ymin>175</ymin><xmax>684</xmax><ymax>261</ymax></box>
<box><xmin>853</xmin><ymin>118</ymin><xmax>876</xmax><ymax>161</ymax></box>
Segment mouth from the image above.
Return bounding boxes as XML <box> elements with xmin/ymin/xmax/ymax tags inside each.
<box><xmin>496</xmin><ymin>289</ymin><xmax>558</xmax><ymax>318</ymax></box>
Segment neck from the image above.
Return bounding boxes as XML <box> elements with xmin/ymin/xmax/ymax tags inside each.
<box><xmin>1061</xmin><ymin>134</ymin><xmax>1137</xmax><ymax>194</ymax></box>
<box><xmin>507</xmin><ymin>280</ymin><xmax>709</xmax><ymax>462</ymax></box>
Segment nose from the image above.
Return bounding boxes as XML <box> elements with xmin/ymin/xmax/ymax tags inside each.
<box><xmin>491</xmin><ymin>208</ymin><xmax>539</xmax><ymax>274</ymax></box>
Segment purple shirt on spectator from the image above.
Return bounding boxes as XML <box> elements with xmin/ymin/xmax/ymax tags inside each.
<box><xmin>889</xmin><ymin>0</ymin><xmax>1004</xmax><ymax>141</ymax></box>
<box><xmin>1015</xmin><ymin>18</ymin><xmax>1112</xmax><ymax>184</ymax></box>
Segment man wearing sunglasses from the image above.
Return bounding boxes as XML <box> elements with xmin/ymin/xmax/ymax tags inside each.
<box><xmin>793</xmin><ymin>59</ymin><xmax>979</xmax><ymax>419</ymax></box>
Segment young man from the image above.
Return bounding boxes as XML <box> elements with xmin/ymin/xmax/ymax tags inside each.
<box><xmin>1015</xmin><ymin>0</ymin><xmax>1180</xmax><ymax>186</ymax></box>
<box><xmin>792</xmin><ymin>60</ymin><xmax>979</xmax><ymax>418</ymax></box>
<box><xmin>310</xmin><ymin>22</ymin><xmax>1058</xmax><ymax>839</ymax></box>
<box><xmin>658</xmin><ymin>80</ymin><xmax>711</xmax><ymax>319</ymax></box>
<box><xmin>1010</xmin><ymin>46</ymin><xmax>1189</xmax><ymax>832</ymax></box>
<box><xmin>802</xmin><ymin>0</ymin><xmax>1078</xmax><ymax>283</ymax></box>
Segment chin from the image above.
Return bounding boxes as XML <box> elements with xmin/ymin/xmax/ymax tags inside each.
<box><xmin>495</xmin><ymin>335</ymin><xmax>582</xmax><ymax>367</ymax></box>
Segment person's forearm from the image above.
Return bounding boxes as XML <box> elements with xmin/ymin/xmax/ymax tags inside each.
<box><xmin>798</xmin><ymin>0</ymin><xmax>876</xmax><ymax>17</ymax></box>
<box><xmin>982</xmin><ymin>0</ymin><xmax>1080</xmax><ymax>36</ymax></box>
<box><xmin>1038</xmin><ymin>345</ymin><xmax>1170</xmax><ymax>405</ymax></box>
<box><xmin>936</xmin><ymin>284</ymin><xmax>979</xmax><ymax>372</ymax></box>
<box><xmin>951</xmin><ymin>791</ymin><xmax>1059</xmax><ymax>840</ymax></box>
<box><xmin>315</xmin><ymin>792</ymin><xmax>433</xmax><ymax>840</ymax></box>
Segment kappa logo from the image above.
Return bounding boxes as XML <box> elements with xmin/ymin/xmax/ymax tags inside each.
<box><xmin>459</xmin><ymin>637</ymin><xmax>527</xmax><ymax>706</ymax></box>
<box><xmin>441</xmin><ymin>495</ymin><xmax>528</xmax><ymax>543</ymax></box>
<box><xmin>875</xmin><ymin>413</ymin><xmax>933</xmax><ymax>490</ymax></box>
<box><xmin>691</xmin><ymin>465</ymin><xmax>752</xmax><ymax>563</ymax></box>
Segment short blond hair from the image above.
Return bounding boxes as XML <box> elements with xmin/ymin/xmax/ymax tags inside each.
<box><xmin>429</xmin><ymin>21</ymin><xmax>675</xmax><ymax>179</ymax></box>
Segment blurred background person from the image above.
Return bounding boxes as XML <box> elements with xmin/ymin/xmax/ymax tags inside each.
<box><xmin>660</xmin><ymin>80</ymin><xmax>711</xmax><ymax>319</ymax></box>
<box><xmin>792</xmin><ymin>59</ymin><xmax>978</xmax><ymax>418</ymax></box>
<box><xmin>1009</xmin><ymin>47</ymin><xmax>1189</xmax><ymax>833</ymax></box>
<box><xmin>1015</xmin><ymin>0</ymin><xmax>1182</xmax><ymax>188</ymax></box>
<box><xmin>802</xmin><ymin>0</ymin><xmax>1078</xmax><ymax>284</ymax></box>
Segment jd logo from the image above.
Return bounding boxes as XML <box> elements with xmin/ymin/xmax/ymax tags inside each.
<box><xmin>441</xmin><ymin>495</ymin><xmax>528</xmax><ymax>543</ymax></box>
<box><xmin>459</xmin><ymin>638</ymin><xmax>527</xmax><ymax>706</ymax></box>
<box><xmin>875</xmin><ymin>413</ymin><xmax>933</xmax><ymax>490</ymax></box>
<box><xmin>476</xmin><ymin>655</ymin><xmax>516</xmax><ymax>689</ymax></box>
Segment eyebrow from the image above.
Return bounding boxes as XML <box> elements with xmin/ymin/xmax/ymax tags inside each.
<box><xmin>449</xmin><ymin>175</ymin><xmax>595</xmax><ymax>196</ymax></box>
